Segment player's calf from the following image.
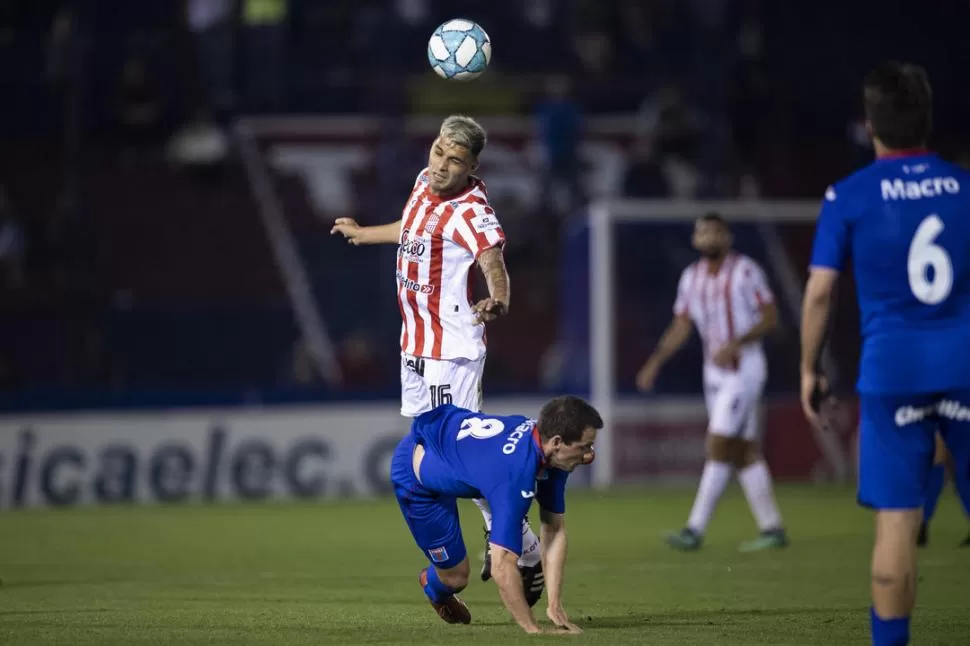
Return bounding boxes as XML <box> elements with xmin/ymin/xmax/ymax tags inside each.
<box><xmin>870</xmin><ymin>510</ymin><xmax>921</xmax><ymax>645</ymax></box>
<box><xmin>663</xmin><ymin>435</ymin><xmax>733</xmax><ymax>548</ymax></box>
<box><xmin>733</xmin><ymin>438</ymin><xmax>787</xmax><ymax>550</ymax></box>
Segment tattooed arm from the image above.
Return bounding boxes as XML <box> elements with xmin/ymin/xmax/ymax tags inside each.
<box><xmin>473</xmin><ymin>247</ymin><xmax>510</xmax><ymax>323</ymax></box>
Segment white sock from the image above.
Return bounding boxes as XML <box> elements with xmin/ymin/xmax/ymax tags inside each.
<box><xmin>519</xmin><ymin>520</ymin><xmax>541</xmax><ymax>567</ymax></box>
<box><xmin>473</xmin><ymin>498</ymin><xmax>492</xmax><ymax>530</ymax></box>
<box><xmin>739</xmin><ymin>460</ymin><xmax>783</xmax><ymax>531</ymax></box>
<box><xmin>686</xmin><ymin>461</ymin><xmax>733</xmax><ymax>534</ymax></box>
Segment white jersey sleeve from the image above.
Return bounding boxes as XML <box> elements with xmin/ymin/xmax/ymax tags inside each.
<box><xmin>738</xmin><ymin>257</ymin><xmax>774</xmax><ymax>310</ymax></box>
<box><xmin>443</xmin><ymin>202</ymin><xmax>506</xmax><ymax>259</ymax></box>
<box><xmin>673</xmin><ymin>263</ymin><xmax>696</xmax><ymax>317</ymax></box>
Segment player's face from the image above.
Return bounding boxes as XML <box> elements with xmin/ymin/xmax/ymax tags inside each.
<box><xmin>548</xmin><ymin>427</ymin><xmax>598</xmax><ymax>472</ymax></box>
<box><xmin>691</xmin><ymin>220</ymin><xmax>730</xmax><ymax>259</ymax></box>
<box><xmin>427</xmin><ymin>137</ymin><xmax>477</xmax><ymax>196</ymax></box>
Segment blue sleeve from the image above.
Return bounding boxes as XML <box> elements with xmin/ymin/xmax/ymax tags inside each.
<box><xmin>536</xmin><ymin>468</ymin><xmax>568</xmax><ymax>514</ymax></box>
<box><xmin>810</xmin><ymin>186</ymin><xmax>849</xmax><ymax>271</ymax></box>
<box><xmin>484</xmin><ymin>481</ymin><xmax>534</xmax><ymax>556</ymax></box>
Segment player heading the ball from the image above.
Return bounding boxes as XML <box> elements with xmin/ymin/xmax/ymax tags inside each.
<box><xmin>330</xmin><ymin>116</ymin><xmax>548</xmax><ymax>603</ymax></box>
<box><xmin>390</xmin><ymin>396</ymin><xmax>599</xmax><ymax>634</ymax></box>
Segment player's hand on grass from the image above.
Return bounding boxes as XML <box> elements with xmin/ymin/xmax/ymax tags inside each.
<box><xmin>472</xmin><ymin>297</ymin><xmax>507</xmax><ymax>324</ymax></box>
<box><xmin>546</xmin><ymin>606</ymin><xmax>583</xmax><ymax>634</ymax></box>
<box><xmin>330</xmin><ymin>218</ymin><xmax>365</xmax><ymax>245</ymax></box>
<box><xmin>635</xmin><ymin>361</ymin><xmax>661</xmax><ymax>392</ymax></box>
<box><xmin>712</xmin><ymin>341</ymin><xmax>740</xmax><ymax>368</ymax></box>
<box><xmin>526</xmin><ymin>627</ymin><xmax>581</xmax><ymax>636</ymax></box>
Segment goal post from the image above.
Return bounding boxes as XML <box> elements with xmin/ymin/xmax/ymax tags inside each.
<box><xmin>587</xmin><ymin>199</ymin><xmax>829</xmax><ymax>489</ymax></box>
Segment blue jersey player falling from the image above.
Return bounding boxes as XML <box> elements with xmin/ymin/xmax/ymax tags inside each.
<box><xmin>390</xmin><ymin>395</ymin><xmax>600</xmax><ymax>635</ymax></box>
<box><xmin>801</xmin><ymin>61</ymin><xmax>970</xmax><ymax>646</ymax></box>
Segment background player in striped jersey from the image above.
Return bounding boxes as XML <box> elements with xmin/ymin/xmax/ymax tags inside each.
<box><xmin>636</xmin><ymin>213</ymin><xmax>789</xmax><ymax>552</ymax></box>
<box><xmin>330</xmin><ymin>115</ymin><xmax>546</xmax><ymax>603</ymax></box>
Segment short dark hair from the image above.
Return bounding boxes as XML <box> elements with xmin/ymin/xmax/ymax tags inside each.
<box><xmin>537</xmin><ymin>396</ymin><xmax>603</xmax><ymax>444</ymax></box>
<box><xmin>698</xmin><ymin>211</ymin><xmax>729</xmax><ymax>230</ymax></box>
<box><xmin>863</xmin><ymin>61</ymin><xmax>932</xmax><ymax>150</ymax></box>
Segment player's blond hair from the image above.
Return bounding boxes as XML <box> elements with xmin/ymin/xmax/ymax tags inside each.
<box><xmin>439</xmin><ymin>115</ymin><xmax>487</xmax><ymax>158</ymax></box>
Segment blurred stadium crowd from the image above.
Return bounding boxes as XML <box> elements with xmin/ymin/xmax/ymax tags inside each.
<box><xmin>0</xmin><ymin>0</ymin><xmax>968</xmax><ymax>409</ymax></box>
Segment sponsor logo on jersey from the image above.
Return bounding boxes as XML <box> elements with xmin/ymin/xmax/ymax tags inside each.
<box><xmin>503</xmin><ymin>420</ymin><xmax>536</xmax><ymax>455</ymax></box>
<box><xmin>880</xmin><ymin>177</ymin><xmax>960</xmax><ymax>201</ymax></box>
<box><xmin>470</xmin><ymin>207</ymin><xmax>501</xmax><ymax>233</ymax></box>
<box><xmin>396</xmin><ymin>271</ymin><xmax>435</xmax><ymax>295</ymax></box>
<box><xmin>894</xmin><ymin>399</ymin><xmax>970</xmax><ymax>427</ymax></box>
<box><xmin>398</xmin><ymin>230</ymin><xmax>427</xmax><ymax>262</ymax></box>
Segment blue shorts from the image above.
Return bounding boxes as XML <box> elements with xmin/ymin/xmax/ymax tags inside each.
<box><xmin>859</xmin><ymin>390</ymin><xmax>970</xmax><ymax>510</ymax></box>
<box><xmin>390</xmin><ymin>434</ymin><xmax>467</xmax><ymax>569</ymax></box>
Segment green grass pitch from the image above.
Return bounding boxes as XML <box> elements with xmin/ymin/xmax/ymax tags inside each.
<box><xmin>1</xmin><ymin>485</ymin><xmax>967</xmax><ymax>645</ymax></box>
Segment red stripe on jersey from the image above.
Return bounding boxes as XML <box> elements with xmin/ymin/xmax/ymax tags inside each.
<box><xmin>398</xmin><ymin>185</ymin><xmax>425</xmax><ymax>353</ymax></box>
<box><xmin>452</xmin><ymin>224</ymin><xmax>476</xmax><ymax>254</ymax></box>
<box><xmin>462</xmin><ymin>196</ymin><xmax>493</xmax><ymax>255</ymax></box>
<box><xmin>407</xmin><ymin>202</ymin><xmax>434</xmax><ymax>356</ymax></box>
<box><xmin>427</xmin><ymin>204</ymin><xmax>455</xmax><ymax>358</ymax></box>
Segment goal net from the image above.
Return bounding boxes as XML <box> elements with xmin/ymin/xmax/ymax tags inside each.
<box><xmin>582</xmin><ymin>199</ymin><xmax>855</xmax><ymax>489</ymax></box>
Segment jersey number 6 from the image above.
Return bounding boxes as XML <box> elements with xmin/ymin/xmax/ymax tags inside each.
<box><xmin>908</xmin><ymin>214</ymin><xmax>953</xmax><ymax>305</ymax></box>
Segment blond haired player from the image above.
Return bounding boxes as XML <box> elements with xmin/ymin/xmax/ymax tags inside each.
<box><xmin>636</xmin><ymin>213</ymin><xmax>789</xmax><ymax>552</ymax></box>
<box><xmin>331</xmin><ymin>115</ymin><xmax>545</xmax><ymax>604</ymax></box>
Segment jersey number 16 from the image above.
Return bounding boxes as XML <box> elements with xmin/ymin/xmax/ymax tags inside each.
<box><xmin>908</xmin><ymin>214</ymin><xmax>953</xmax><ymax>305</ymax></box>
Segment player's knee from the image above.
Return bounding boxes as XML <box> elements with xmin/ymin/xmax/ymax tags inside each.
<box><xmin>736</xmin><ymin>440</ymin><xmax>760</xmax><ymax>469</ymax></box>
<box><xmin>871</xmin><ymin>570</ymin><xmax>911</xmax><ymax>592</ymax></box>
<box><xmin>437</xmin><ymin>558</ymin><xmax>470</xmax><ymax>591</ymax></box>
<box><xmin>706</xmin><ymin>434</ymin><xmax>732</xmax><ymax>462</ymax></box>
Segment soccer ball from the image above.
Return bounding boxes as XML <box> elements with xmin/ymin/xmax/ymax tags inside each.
<box><xmin>427</xmin><ymin>19</ymin><xmax>491</xmax><ymax>81</ymax></box>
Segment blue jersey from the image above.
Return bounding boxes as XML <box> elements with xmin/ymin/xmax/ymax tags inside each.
<box><xmin>410</xmin><ymin>404</ymin><xmax>569</xmax><ymax>555</ymax></box>
<box><xmin>811</xmin><ymin>152</ymin><xmax>970</xmax><ymax>394</ymax></box>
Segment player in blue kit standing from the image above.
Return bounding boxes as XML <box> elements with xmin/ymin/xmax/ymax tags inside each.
<box><xmin>390</xmin><ymin>395</ymin><xmax>600</xmax><ymax>634</ymax></box>
<box><xmin>800</xmin><ymin>61</ymin><xmax>970</xmax><ymax>646</ymax></box>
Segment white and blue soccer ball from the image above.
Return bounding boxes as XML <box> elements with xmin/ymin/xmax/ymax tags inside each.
<box><xmin>427</xmin><ymin>19</ymin><xmax>491</xmax><ymax>81</ymax></box>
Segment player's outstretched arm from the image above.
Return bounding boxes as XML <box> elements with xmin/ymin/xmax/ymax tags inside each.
<box><xmin>329</xmin><ymin>218</ymin><xmax>402</xmax><ymax>245</ymax></box>
<box><xmin>473</xmin><ymin>247</ymin><xmax>510</xmax><ymax>323</ymax></box>
<box><xmin>539</xmin><ymin>509</ymin><xmax>582</xmax><ymax>634</ymax></box>
<box><xmin>800</xmin><ymin>268</ymin><xmax>839</xmax><ymax>427</ymax></box>
<box><xmin>636</xmin><ymin>314</ymin><xmax>693</xmax><ymax>391</ymax></box>
<box><xmin>489</xmin><ymin>544</ymin><xmax>542</xmax><ymax>633</ymax></box>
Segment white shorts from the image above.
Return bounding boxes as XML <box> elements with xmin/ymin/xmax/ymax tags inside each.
<box><xmin>703</xmin><ymin>368</ymin><xmax>765</xmax><ymax>441</ymax></box>
<box><xmin>400</xmin><ymin>352</ymin><xmax>485</xmax><ymax>417</ymax></box>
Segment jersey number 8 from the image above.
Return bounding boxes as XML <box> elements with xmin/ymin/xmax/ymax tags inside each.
<box><xmin>908</xmin><ymin>214</ymin><xmax>953</xmax><ymax>305</ymax></box>
<box><xmin>457</xmin><ymin>417</ymin><xmax>506</xmax><ymax>441</ymax></box>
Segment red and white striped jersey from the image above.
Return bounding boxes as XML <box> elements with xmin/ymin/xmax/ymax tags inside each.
<box><xmin>396</xmin><ymin>168</ymin><xmax>505</xmax><ymax>360</ymax></box>
<box><xmin>673</xmin><ymin>253</ymin><xmax>774</xmax><ymax>371</ymax></box>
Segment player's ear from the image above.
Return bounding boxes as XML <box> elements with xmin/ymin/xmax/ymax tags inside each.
<box><xmin>470</xmin><ymin>158</ymin><xmax>480</xmax><ymax>174</ymax></box>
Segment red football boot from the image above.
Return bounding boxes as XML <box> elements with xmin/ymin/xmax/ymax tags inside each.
<box><xmin>419</xmin><ymin>568</ymin><xmax>471</xmax><ymax>625</ymax></box>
